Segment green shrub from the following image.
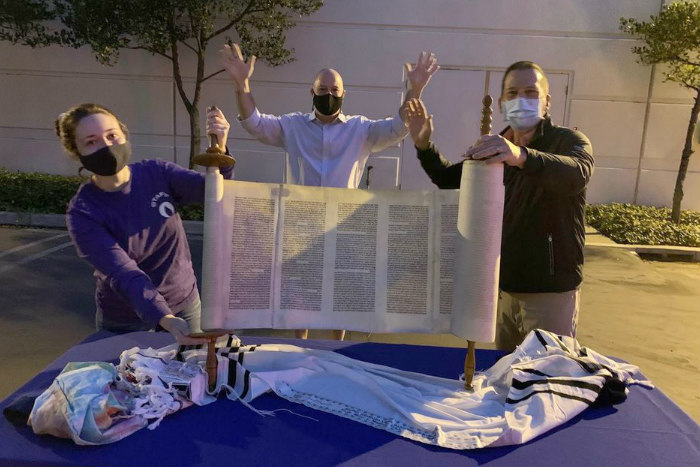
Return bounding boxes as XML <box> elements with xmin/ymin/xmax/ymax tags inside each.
<box><xmin>178</xmin><ymin>205</ymin><xmax>204</xmax><ymax>221</ymax></box>
<box><xmin>0</xmin><ymin>168</ymin><xmax>84</xmax><ymax>214</ymax></box>
<box><xmin>0</xmin><ymin>168</ymin><xmax>204</xmax><ymax>221</ymax></box>
<box><xmin>586</xmin><ymin>203</ymin><xmax>700</xmax><ymax>247</ymax></box>
<box><xmin>2</xmin><ymin>170</ymin><xmax>699</xmax><ymax>244</ymax></box>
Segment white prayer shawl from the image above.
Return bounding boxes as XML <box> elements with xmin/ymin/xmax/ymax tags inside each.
<box><xmin>117</xmin><ymin>330</ymin><xmax>651</xmax><ymax>450</ymax></box>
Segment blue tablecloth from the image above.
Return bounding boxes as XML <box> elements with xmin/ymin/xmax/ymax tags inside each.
<box><xmin>1</xmin><ymin>331</ymin><xmax>698</xmax><ymax>467</ymax></box>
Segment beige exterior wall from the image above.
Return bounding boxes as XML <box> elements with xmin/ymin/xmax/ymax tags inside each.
<box><xmin>0</xmin><ymin>0</ymin><xmax>697</xmax><ymax>209</ymax></box>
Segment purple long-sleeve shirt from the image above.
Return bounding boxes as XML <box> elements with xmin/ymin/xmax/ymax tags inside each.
<box><xmin>66</xmin><ymin>159</ymin><xmax>232</xmax><ymax>328</ymax></box>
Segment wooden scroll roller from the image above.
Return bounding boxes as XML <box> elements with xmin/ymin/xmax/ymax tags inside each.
<box><xmin>192</xmin><ymin>105</ymin><xmax>236</xmax><ymax>169</ymax></box>
<box><xmin>463</xmin><ymin>94</ymin><xmax>494</xmax><ymax>391</ymax></box>
<box><xmin>189</xmin><ymin>329</ymin><xmax>229</xmax><ymax>392</ymax></box>
<box><xmin>191</xmin><ymin>105</ymin><xmax>235</xmax><ymax>392</ymax></box>
<box><xmin>480</xmin><ymin>95</ymin><xmax>493</xmax><ymax>137</ymax></box>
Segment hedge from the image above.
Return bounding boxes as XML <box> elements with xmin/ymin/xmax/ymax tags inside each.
<box><xmin>0</xmin><ymin>168</ymin><xmax>204</xmax><ymax>221</ymax></box>
<box><xmin>586</xmin><ymin>203</ymin><xmax>700</xmax><ymax>248</ymax></box>
<box><xmin>0</xmin><ymin>168</ymin><xmax>84</xmax><ymax>214</ymax></box>
<box><xmin>2</xmin><ymin>169</ymin><xmax>699</xmax><ymax>246</ymax></box>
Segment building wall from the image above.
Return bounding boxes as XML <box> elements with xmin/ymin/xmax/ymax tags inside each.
<box><xmin>0</xmin><ymin>0</ymin><xmax>697</xmax><ymax>209</ymax></box>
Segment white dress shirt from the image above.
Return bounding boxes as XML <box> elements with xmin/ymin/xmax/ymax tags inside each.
<box><xmin>239</xmin><ymin>108</ymin><xmax>409</xmax><ymax>188</ymax></box>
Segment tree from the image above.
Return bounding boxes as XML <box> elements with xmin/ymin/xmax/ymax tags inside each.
<box><xmin>0</xmin><ymin>0</ymin><xmax>323</xmax><ymax>168</ymax></box>
<box><xmin>0</xmin><ymin>1</ymin><xmax>69</xmax><ymax>45</ymax></box>
<box><xmin>620</xmin><ymin>1</ymin><xmax>700</xmax><ymax>223</ymax></box>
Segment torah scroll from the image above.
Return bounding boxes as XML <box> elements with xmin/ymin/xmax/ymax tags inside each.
<box><xmin>200</xmin><ymin>167</ymin><xmax>503</xmax><ymax>342</ymax></box>
<box><xmin>450</xmin><ymin>162</ymin><xmax>504</xmax><ymax>341</ymax></box>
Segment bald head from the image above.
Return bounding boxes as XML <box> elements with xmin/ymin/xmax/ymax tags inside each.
<box><xmin>312</xmin><ymin>68</ymin><xmax>345</xmax><ymax>97</ymax></box>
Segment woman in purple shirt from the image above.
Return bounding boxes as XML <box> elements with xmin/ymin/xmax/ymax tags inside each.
<box><xmin>55</xmin><ymin>103</ymin><xmax>233</xmax><ymax>345</ymax></box>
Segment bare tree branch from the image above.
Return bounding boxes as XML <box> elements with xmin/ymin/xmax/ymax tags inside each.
<box><xmin>202</xmin><ymin>68</ymin><xmax>226</xmax><ymax>82</ymax></box>
<box><xmin>206</xmin><ymin>0</ymin><xmax>259</xmax><ymax>40</ymax></box>
<box><xmin>126</xmin><ymin>45</ymin><xmax>172</xmax><ymax>60</ymax></box>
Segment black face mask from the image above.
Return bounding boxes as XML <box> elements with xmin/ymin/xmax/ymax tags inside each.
<box><xmin>313</xmin><ymin>92</ymin><xmax>343</xmax><ymax>116</ymax></box>
<box><xmin>79</xmin><ymin>141</ymin><xmax>131</xmax><ymax>176</ymax></box>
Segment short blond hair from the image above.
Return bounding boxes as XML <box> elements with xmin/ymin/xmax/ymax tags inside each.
<box><xmin>501</xmin><ymin>61</ymin><xmax>549</xmax><ymax>95</ymax></box>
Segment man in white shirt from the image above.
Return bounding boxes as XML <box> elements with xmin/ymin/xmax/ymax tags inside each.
<box><xmin>219</xmin><ymin>43</ymin><xmax>439</xmax><ymax>339</ymax></box>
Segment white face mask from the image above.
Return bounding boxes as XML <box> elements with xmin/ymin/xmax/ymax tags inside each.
<box><xmin>501</xmin><ymin>97</ymin><xmax>546</xmax><ymax>131</ymax></box>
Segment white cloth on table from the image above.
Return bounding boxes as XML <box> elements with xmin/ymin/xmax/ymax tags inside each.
<box><xmin>158</xmin><ymin>329</ymin><xmax>652</xmax><ymax>449</ymax></box>
<box><xmin>28</xmin><ymin>330</ymin><xmax>651</xmax><ymax>448</ymax></box>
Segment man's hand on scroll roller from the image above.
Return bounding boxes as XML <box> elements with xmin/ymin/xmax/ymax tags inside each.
<box><xmin>404</xmin><ymin>98</ymin><xmax>433</xmax><ymax>151</ymax></box>
<box><xmin>464</xmin><ymin>134</ymin><xmax>527</xmax><ymax>169</ymax></box>
<box><xmin>159</xmin><ymin>315</ymin><xmax>209</xmax><ymax>345</ymax></box>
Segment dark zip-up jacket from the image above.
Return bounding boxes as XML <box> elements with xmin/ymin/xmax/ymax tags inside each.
<box><xmin>417</xmin><ymin>117</ymin><xmax>594</xmax><ymax>293</ymax></box>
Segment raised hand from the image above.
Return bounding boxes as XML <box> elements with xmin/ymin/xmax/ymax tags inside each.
<box><xmin>405</xmin><ymin>51</ymin><xmax>440</xmax><ymax>96</ymax></box>
<box><xmin>404</xmin><ymin>98</ymin><xmax>433</xmax><ymax>150</ymax></box>
<box><xmin>205</xmin><ymin>105</ymin><xmax>230</xmax><ymax>151</ymax></box>
<box><xmin>219</xmin><ymin>42</ymin><xmax>256</xmax><ymax>92</ymax></box>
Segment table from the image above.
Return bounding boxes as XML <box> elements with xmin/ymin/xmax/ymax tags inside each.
<box><xmin>1</xmin><ymin>331</ymin><xmax>698</xmax><ymax>467</ymax></box>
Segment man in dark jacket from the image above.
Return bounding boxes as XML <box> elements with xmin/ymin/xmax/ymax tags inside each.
<box><xmin>405</xmin><ymin>61</ymin><xmax>594</xmax><ymax>351</ymax></box>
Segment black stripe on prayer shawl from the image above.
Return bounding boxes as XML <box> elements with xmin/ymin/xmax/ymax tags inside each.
<box><xmin>136</xmin><ymin>351</ymin><xmax>169</xmax><ymax>365</ymax></box>
<box><xmin>506</xmin><ymin>388</ymin><xmax>597</xmax><ymax>405</ymax></box>
<box><xmin>511</xmin><ymin>377</ymin><xmax>601</xmax><ymax>392</ymax></box>
<box><xmin>523</xmin><ymin>343</ymin><xmax>614</xmax><ymax>380</ymax></box>
<box><xmin>542</xmin><ymin>331</ymin><xmax>570</xmax><ymax>353</ymax></box>
<box><xmin>176</xmin><ymin>345</ymin><xmax>186</xmax><ymax>362</ymax></box>
<box><xmin>228</xmin><ymin>357</ymin><xmax>238</xmax><ymax>388</ymax></box>
<box><xmin>568</xmin><ymin>356</ymin><xmax>609</xmax><ymax>375</ymax></box>
<box><xmin>534</xmin><ymin>329</ymin><xmax>549</xmax><ymax>349</ymax></box>
<box><xmin>532</xmin><ymin>331</ymin><xmax>606</xmax><ymax>376</ymax></box>
<box><xmin>169</xmin><ymin>383</ymin><xmax>191</xmax><ymax>400</ymax></box>
<box><xmin>554</xmin><ymin>334</ymin><xmax>573</xmax><ymax>354</ymax></box>
<box><xmin>219</xmin><ymin>346</ymin><xmax>240</xmax><ymax>358</ymax></box>
<box><xmin>238</xmin><ymin>352</ymin><xmax>245</xmax><ymax>364</ymax></box>
<box><xmin>534</xmin><ymin>330</ymin><xmax>571</xmax><ymax>354</ymax></box>
<box><xmin>527</xmin><ymin>349</ymin><xmax>620</xmax><ymax>384</ymax></box>
<box><xmin>240</xmin><ymin>369</ymin><xmax>251</xmax><ymax>399</ymax></box>
<box><xmin>518</xmin><ymin>368</ymin><xmax>554</xmax><ymax>378</ymax></box>
<box><xmin>226</xmin><ymin>335</ymin><xmax>235</xmax><ymax>347</ymax></box>
<box><xmin>585</xmin><ymin>361</ymin><xmax>623</xmax><ymax>381</ymax></box>
<box><xmin>176</xmin><ymin>345</ymin><xmax>204</xmax><ymax>363</ymax></box>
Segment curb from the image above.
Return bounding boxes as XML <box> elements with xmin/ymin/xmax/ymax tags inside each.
<box><xmin>2</xmin><ymin>211</ymin><xmax>698</xmax><ymax>262</ymax></box>
<box><xmin>586</xmin><ymin>241</ymin><xmax>700</xmax><ymax>262</ymax></box>
<box><xmin>0</xmin><ymin>211</ymin><xmax>67</xmax><ymax>229</ymax></box>
<box><xmin>0</xmin><ymin>211</ymin><xmax>205</xmax><ymax>236</ymax></box>
<box><xmin>585</xmin><ymin>225</ymin><xmax>700</xmax><ymax>262</ymax></box>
